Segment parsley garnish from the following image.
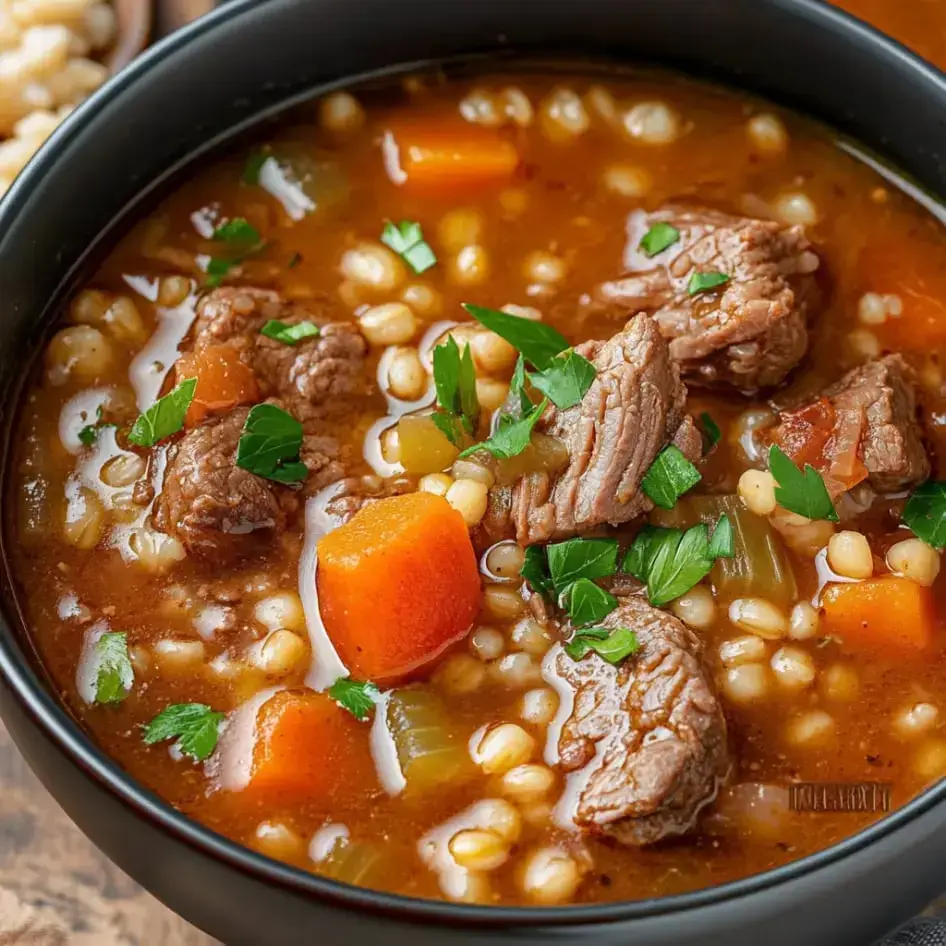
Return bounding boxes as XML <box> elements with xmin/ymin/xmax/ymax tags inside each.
<box><xmin>769</xmin><ymin>444</ymin><xmax>838</xmax><ymax>522</ymax></box>
<box><xmin>641</xmin><ymin>445</ymin><xmax>702</xmax><ymax>509</ymax></box>
<box><xmin>78</xmin><ymin>424</ymin><xmax>98</xmax><ymax>446</ymax></box>
<box><xmin>260</xmin><ymin>319</ymin><xmax>320</xmax><ymax>346</ymax></box>
<box><xmin>381</xmin><ymin>220</ymin><xmax>437</xmax><ymax>274</ymax></box>
<box><xmin>625</xmin><ymin>515</ymin><xmax>734</xmax><ymax>607</ymax></box>
<box><xmin>462</xmin><ymin>303</ymin><xmax>570</xmax><ymax>372</ymax></box>
<box><xmin>529</xmin><ymin>348</ymin><xmax>597</xmax><ymax>411</ymax></box>
<box><xmin>564</xmin><ymin>626</ymin><xmax>639</xmax><ymax>664</ymax></box>
<box><xmin>288</xmin><ymin>252</ymin><xmax>303</xmax><ymax>269</ymax></box>
<box><xmin>547</xmin><ymin>537</ymin><xmax>620</xmax><ymax>592</ymax></box>
<box><xmin>458</xmin><ymin>398</ymin><xmax>547</xmax><ymax>461</ymax></box>
<box><xmin>127</xmin><ymin>378</ymin><xmax>196</xmax><ymax>447</ymax></box>
<box><xmin>903</xmin><ymin>481</ymin><xmax>946</xmax><ymax>548</ymax></box>
<box><xmin>687</xmin><ymin>271</ymin><xmax>730</xmax><ymax>296</ymax></box>
<box><xmin>206</xmin><ymin>217</ymin><xmax>266</xmax><ymax>288</ymax></box>
<box><xmin>430</xmin><ymin>412</ymin><xmax>464</xmax><ymax>447</ymax></box>
<box><xmin>510</xmin><ymin>355</ymin><xmax>533</xmax><ymax>415</ymax></box>
<box><xmin>236</xmin><ymin>403</ymin><xmax>308</xmax><ymax>484</ymax></box>
<box><xmin>639</xmin><ymin>222</ymin><xmax>680</xmax><ymax>258</ymax></box>
<box><xmin>329</xmin><ymin>678</ymin><xmax>380</xmax><ymax>721</ymax></box>
<box><xmin>92</xmin><ymin>632</ymin><xmax>134</xmax><ymax>705</ymax></box>
<box><xmin>698</xmin><ymin>412</ymin><xmax>721</xmax><ymax>452</ymax></box>
<box><xmin>432</xmin><ymin>336</ymin><xmax>479</xmax><ymax>434</ymax></box>
<box><xmin>563</xmin><ymin>578</ymin><xmax>618</xmax><ymax>627</ymax></box>
<box><xmin>520</xmin><ymin>545</ymin><xmax>554</xmax><ymax>597</ymax></box>
<box><xmin>143</xmin><ymin>703</ymin><xmax>224</xmax><ymax>762</ymax></box>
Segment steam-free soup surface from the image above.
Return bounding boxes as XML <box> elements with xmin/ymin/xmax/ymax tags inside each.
<box><xmin>10</xmin><ymin>70</ymin><xmax>946</xmax><ymax>906</ymax></box>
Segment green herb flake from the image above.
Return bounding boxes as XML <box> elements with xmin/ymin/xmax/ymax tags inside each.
<box><xmin>547</xmin><ymin>537</ymin><xmax>620</xmax><ymax>593</ymax></box>
<box><xmin>687</xmin><ymin>271</ymin><xmax>730</xmax><ymax>296</ymax></box>
<box><xmin>463</xmin><ymin>303</ymin><xmax>569</xmax><ymax>371</ymax></box>
<box><xmin>564</xmin><ymin>626</ymin><xmax>639</xmax><ymax>665</ymax></box>
<box><xmin>381</xmin><ymin>220</ymin><xmax>437</xmax><ymax>274</ymax></box>
<box><xmin>329</xmin><ymin>677</ymin><xmax>380</xmax><ymax>721</ymax></box>
<box><xmin>903</xmin><ymin>481</ymin><xmax>946</xmax><ymax>548</ymax></box>
<box><xmin>698</xmin><ymin>412</ymin><xmax>722</xmax><ymax>452</ymax></box>
<box><xmin>624</xmin><ymin>515</ymin><xmax>732</xmax><ymax>607</ymax></box>
<box><xmin>563</xmin><ymin>577</ymin><xmax>618</xmax><ymax>627</ymax></box>
<box><xmin>212</xmin><ymin>217</ymin><xmax>262</xmax><ymax>246</ymax></box>
<box><xmin>260</xmin><ymin>319</ymin><xmax>320</xmax><ymax>346</ymax></box>
<box><xmin>458</xmin><ymin>397</ymin><xmax>547</xmax><ymax>461</ymax></box>
<box><xmin>639</xmin><ymin>222</ymin><xmax>681</xmax><ymax>258</ymax></box>
<box><xmin>242</xmin><ymin>152</ymin><xmax>269</xmax><ymax>185</ymax></box>
<box><xmin>432</xmin><ymin>336</ymin><xmax>479</xmax><ymax>432</ymax></box>
<box><xmin>143</xmin><ymin>703</ymin><xmax>224</xmax><ymax>762</ymax></box>
<box><xmin>520</xmin><ymin>545</ymin><xmax>554</xmax><ymax>597</ymax></box>
<box><xmin>769</xmin><ymin>444</ymin><xmax>838</xmax><ymax>522</ymax></box>
<box><xmin>236</xmin><ymin>403</ymin><xmax>308</xmax><ymax>485</ymax></box>
<box><xmin>429</xmin><ymin>411</ymin><xmax>463</xmax><ymax>447</ymax></box>
<box><xmin>78</xmin><ymin>423</ymin><xmax>99</xmax><ymax>446</ymax></box>
<box><xmin>93</xmin><ymin>632</ymin><xmax>134</xmax><ymax>705</ymax></box>
<box><xmin>528</xmin><ymin>348</ymin><xmax>596</xmax><ymax>410</ymax></box>
<box><xmin>510</xmin><ymin>355</ymin><xmax>533</xmax><ymax>415</ymax></box>
<box><xmin>641</xmin><ymin>445</ymin><xmax>702</xmax><ymax>510</ymax></box>
<box><xmin>288</xmin><ymin>252</ymin><xmax>303</xmax><ymax>269</ymax></box>
<box><xmin>127</xmin><ymin>378</ymin><xmax>197</xmax><ymax>447</ymax></box>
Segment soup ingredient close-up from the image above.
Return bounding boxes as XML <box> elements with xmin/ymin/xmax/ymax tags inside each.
<box><xmin>10</xmin><ymin>60</ymin><xmax>946</xmax><ymax>912</ymax></box>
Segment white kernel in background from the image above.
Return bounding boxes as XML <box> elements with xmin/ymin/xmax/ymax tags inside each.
<box><xmin>519</xmin><ymin>687</ymin><xmax>559</xmax><ymax>726</ymax></box>
<box><xmin>886</xmin><ymin>538</ymin><xmax>941</xmax><ymax>587</ymax></box>
<box><xmin>719</xmin><ymin>635</ymin><xmax>767</xmax><ymax>667</ymax></box>
<box><xmin>773</xmin><ymin>192</ymin><xmax>818</xmax><ymax>227</ymax></box>
<box><xmin>319</xmin><ymin>91</ymin><xmax>366</xmax><ymax>134</ymax></box>
<box><xmin>470</xmin><ymin>626</ymin><xmax>505</xmax><ymax>661</ymax></box>
<box><xmin>785</xmin><ymin>710</ymin><xmax>835</xmax><ymax>746</ymax></box>
<box><xmin>670</xmin><ymin>585</ymin><xmax>717</xmax><ymax>630</ymax></box>
<box><xmin>539</xmin><ymin>87</ymin><xmax>589</xmax><ymax>142</ymax></box>
<box><xmin>770</xmin><ymin>646</ymin><xmax>816</xmax><ymax>690</ymax></box>
<box><xmin>847</xmin><ymin>328</ymin><xmax>881</xmax><ymax>359</ymax></box>
<box><xmin>623</xmin><ymin>101</ymin><xmax>680</xmax><ymax>145</ymax></box>
<box><xmin>895</xmin><ymin>702</ymin><xmax>940</xmax><ymax>737</ymax></box>
<box><xmin>602</xmin><ymin>163</ymin><xmax>652</xmax><ymax>197</ymax></box>
<box><xmin>746</xmin><ymin>112</ymin><xmax>789</xmax><ymax>154</ymax></box>
<box><xmin>729</xmin><ymin>598</ymin><xmax>788</xmax><ymax>639</ymax></box>
<box><xmin>519</xmin><ymin>847</ymin><xmax>581</xmax><ymax>904</ymax></box>
<box><xmin>737</xmin><ymin>469</ymin><xmax>777</xmax><ymax>516</ymax></box>
<box><xmin>254</xmin><ymin>592</ymin><xmax>306</xmax><ymax>633</ymax></box>
<box><xmin>473</xmin><ymin>723</ymin><xmax>535</xmax><ymax>775</ymax></box>
<box><xmin>721</xmin><ymin>663</ymin><xmax>770</xmax><ymax>703</ymax></box>
<box><xmin>819</xmin><ymin>663</ymin><xmax>860</xmax><ymax>702</ymax></box>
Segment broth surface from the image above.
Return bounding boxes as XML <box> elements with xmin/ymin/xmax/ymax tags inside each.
<box><xmin>8</xmin><ymin>69</ymin><xmax>946</xmax><ymax>906</ymax></box>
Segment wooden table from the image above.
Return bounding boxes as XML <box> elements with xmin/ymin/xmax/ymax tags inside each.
<box><xmin>0</xmin><ymin>719</ymin><xmax>215</xmax><ymax>944</ymax></box>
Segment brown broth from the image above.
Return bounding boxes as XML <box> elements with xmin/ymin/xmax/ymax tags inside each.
<box><xmin>8</xmin><ymin>69</ymin><xmax>946</xmax><ymax>906</ymax></box>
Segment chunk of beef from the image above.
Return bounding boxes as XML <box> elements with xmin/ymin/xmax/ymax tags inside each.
<box><xmin>590</xmin><ymin>207</ymin><xmax>820</xmax><ymax>391</ymax></box>
<box><xmin>553</xmin><ymin>597</ymin><xmax>729</xmax><ymax>846</ymax></box>
<box><xmin>193</xmin><ymin>287</ymin><xmax>369</xmax><ymax>425</ymax></box>
<box><xmin>769</xmin><ymin>354</ymin><xmax>929</xmax><ymax>495</ymax></box>
<box><xmin>155</xmin><ymin>406</ymin><xmax>344</xmax><ymax>561</ymax></box>
<box><xmin>492</xmin><ymin>315</ymin><xmax>701</xmax><ymax>546</ymax></box>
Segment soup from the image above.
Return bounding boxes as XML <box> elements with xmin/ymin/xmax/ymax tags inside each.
<box><xmin>9</xmin><ymin>69</ymin><xmax>946</xmax><ymax>907</ymax></box>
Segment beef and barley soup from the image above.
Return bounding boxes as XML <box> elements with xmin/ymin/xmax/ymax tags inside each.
<box><xmin>10</xmin><ymin>69</ymin><xmax>946</xmax><ymax>906</ymax></box>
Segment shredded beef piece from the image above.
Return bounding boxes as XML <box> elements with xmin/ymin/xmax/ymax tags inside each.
<box><xmin>554</xmin><ymin>597</ymin><xmax>729</xmax><ymax>846</ymax></box>
<box><xmin>590</xmin><ymin>207</ymin><xmax>820</xmax><ymax>391</ymax></box>
<box><xmin>193</xmin><ymin>287</ymin><xmax>368</xmax><ymax>424</ymax></box>
<box><xmin>491</xmin><ymin>315</ymin><xmax>701</xmax><ymax>546</ymax></box>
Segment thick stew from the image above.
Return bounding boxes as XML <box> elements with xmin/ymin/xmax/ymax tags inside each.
<box><xmin>9</xmin><ymin>69</ymin><xmax>946</xmax><ymax>906</ymax></box>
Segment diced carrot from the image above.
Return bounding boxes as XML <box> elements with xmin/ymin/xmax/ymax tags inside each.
<box><xmin>246</xmin><ymin>690</ymin><xmax>377</xmax><ymax>803</ymax></box>
<box><xmin>822</xmin><ymin>576</ymin><xmax>936</xmax><ymax>654</ymax></box>
<box><xmin>317</xmin><ymin>492</ymin><xmax>481</xmax><ymax>681</ymax></box>
<box><xmin>176</xmin><ymin>343</ymin><xmax>259</xmax><ymax>426</ymax></box>
<box><xmin>772</xmin><ymin>398</ymin><xmax>836</xmax><ymax>468</ymax></box>
<box><xmin>384</xmin><ymin>124</ymin><xmax>519</xmax><ymax>189</ymax></box>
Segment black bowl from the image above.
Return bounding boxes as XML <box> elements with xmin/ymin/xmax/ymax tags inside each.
<box><xmin>2</xmin><ymin>1</ymin><xmax>946</xmax><ymax>943</ymax></box>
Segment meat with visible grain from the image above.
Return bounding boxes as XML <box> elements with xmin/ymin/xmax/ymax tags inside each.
<box><xmin>192</xmin><ymin>287</ymin><xmax>369</xmax><ymax>425</ymax></box>
<box><xmin>553</xmin><ymin>597</ymin><xmax>729</xmax><ymax>846</ymax></box>
<box><xmin>155</xmin><ymin>406</ymin><xmax>344</xmax><ymax>561</ymax></box>
<box><xmin>590</xmin><ymin>207</ymin><xmax>820</xmax><ymax>391</ymax></box>
<box><xmin>769</xmin><ymin>354</ymin><xmax>929</xmax><ymax>496</ymax></box>
<box><xmin>491</xmin><ymin>315</ymin><xmax>701</xmax><ymax>546</ymax></box>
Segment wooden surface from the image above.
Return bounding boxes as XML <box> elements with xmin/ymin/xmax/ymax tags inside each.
<box><xmin>0</xmin><ymin>718</ymin><xmax>216</xmax><ymax>945</ymax></box>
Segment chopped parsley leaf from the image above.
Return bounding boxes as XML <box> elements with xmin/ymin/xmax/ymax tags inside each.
<box><xmin>143</xmin><ymin>703</ymin><xmax>223</xmax><ymax>762</ymax></box>
<box><xmin>641</xmin><ymin>445</ymin><xmax>702</xmax><ymax>509</ymax></box>
<box><xmin>902</xmin><ymin>480</ymin><xmax>946</xmax><ymax>548</ymax></box>
<box><xmin>127</xmin><ymin>378</ymin><xmax>196</xmax><ymax>447</ymax></box>
<box><xmin>687</xmin><ymin>271</ymin><xmax>730</xmax><ymax>296</ymax></box>
<box><xmin>236</xmin><ymin>403</ymin><xmax>308</xmax><ymax>485</ymax></box>
<box><xmin>564</xmin><ymin>626</ymin><xmax>639</xmax><ymax>665</ymax></box>
<box><xmin>329</xmin><ymin>678</ymin><xmax>380</xmax><ymax>721</ymax></box>
<box><xmin>769</xmin><ymin>444</ymin><xmax>838</xmax><ymax>522</ymax></box>
<box><xmin>261</xmin><ymin>319</ymin><xmax>320</xmax><ymax>346</ymax></box>
<box><xmin>381</xmin><ymin>220</ymin><xmax>437</xmax><ymax>274</ymax></box>
<box><xmin>639</xmin><ymin>222</ymin><xmax>680</xmax><ymax>257</ymax></box>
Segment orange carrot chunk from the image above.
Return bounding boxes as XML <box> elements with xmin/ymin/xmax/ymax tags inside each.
<box><xmin>246</xmin><ymin>690</ymin><xmax>376</xmax><ymax>803</ymax></box>
<box><xmin>385</xmin><ymin>125</ymin><xmax>519</xmax><ymax>189</ymax></box>
<box><xmin>317</xmin><ymin>492</ymin><xmax>481</xmax><ymax>681</ymax></box>
<box><xmin>176</xmin><ymin>343</ymin><xmax>259</xmax><ymax>426</ymax></box>
<box><xmin>822</xmin><ymin>576</ymin><xmax>935</xmax><ymax>654</ymax></box>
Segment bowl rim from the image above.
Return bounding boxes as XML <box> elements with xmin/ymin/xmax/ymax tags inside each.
<box><xmin>2</xmin><ymin>0</ymin><xmax>946</xmax><ymax>929</ymax></box>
